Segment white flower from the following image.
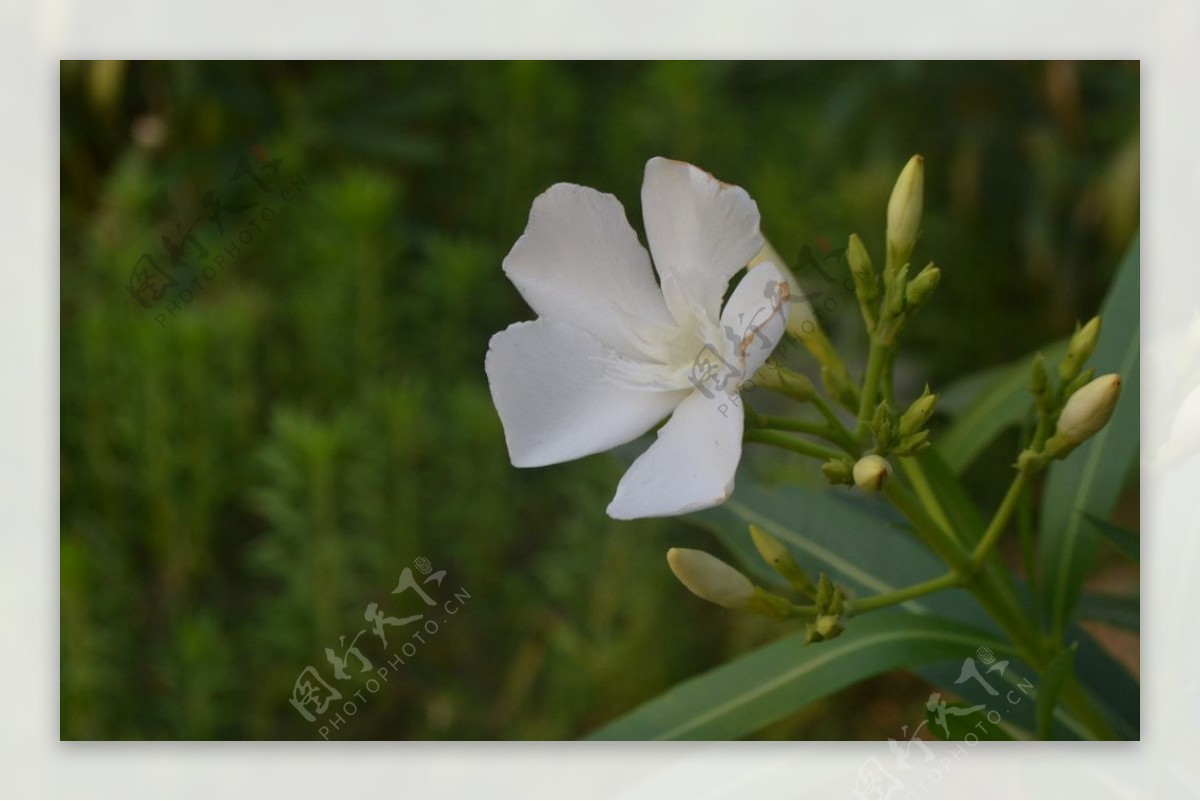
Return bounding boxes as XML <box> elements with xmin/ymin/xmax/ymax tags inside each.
<box><xmin>485</xmin><ymin>157</ymin><xmax>789</xmax><ymax>519</ymax></box>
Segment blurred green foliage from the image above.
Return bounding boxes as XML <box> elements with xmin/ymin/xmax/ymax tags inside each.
<box><xmin>60</xmin><ymin>61</ymin><xmax>1138</xmax><ymax>739</ymax></box>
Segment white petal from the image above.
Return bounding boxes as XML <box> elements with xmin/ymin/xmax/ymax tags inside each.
<box><xmin>719</xmin><ymin>261</ymin><xmax>791</xmax><ymax>378</ymax></box>
<box><xmin>641</xmin><ymin>157</ymin><xmax>764</xmax><ymax>328</ymax></box>
<box><xmin>485</xmin><ymin>319</ymin><xmax>689</xmax><ymax>468</ymax></box>
<box><xmin>606</xmin><ymin>390</ymin><xmax>744</xmax><ymax>520</ymax></box>
<box><xmin>503</xmin><ymin>183</ymin><xmax>676</xmax><ymax>359</ymax></box>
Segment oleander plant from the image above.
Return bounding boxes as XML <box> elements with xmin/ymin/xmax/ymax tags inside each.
<box><xmin>487</xmin><ymin>155</ymin><xmax>1139</xmax><ymax>741</ymax></box>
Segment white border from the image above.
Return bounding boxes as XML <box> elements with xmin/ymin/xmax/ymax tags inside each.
<box><xmin>3</xmin><ymin>0</ymin><xmax>1195</xmax><ymax>797</ymax></box>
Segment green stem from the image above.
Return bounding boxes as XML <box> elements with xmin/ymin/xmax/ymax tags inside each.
<box><xmin>743</xmin><ymin>429</ymin><xmax>843</xmax><ymax>462</ymax></box>
<box><xmin>889</xmin><ymin>479</ymin><xmax>1115</xmax><ymax>740</ymax></box>
<box><xmin>881</xmin><ymin>349</ymin><xmax>898</xmax><ymax>408</ymax></box>
<box><xmin>891</xmin><ymin>482</ymin><xmax>1032</xmax><ymax>640</ymax></box>
<box><xmin>898</xmin><ymin>456</ymin><xmax>960</xmax><ymax>546</ymax></box>
<box><xmin>855</xmin><ymin>338</ymin><xmax>888</xmax><ymax>439</ymax></box>
<box><xmin>1016</xmin><ymin>415</ymin><xmax>1042</xmax><ymax>622</ymax></box>
<box><xmin>750</xmin><ymin>413</ymin><xmax>859</xmax><ymax>455</ymax></box>
<box><xmin>969</xmin><ymin>471</ymin><xmax>1031</xmax><ymax>571</ymax></box>
<box><xmin>811</xmin><ymin>393</ymin><xmax>862</xmax><ymax>456</ymax></box>
<box><xmin>1017</xmin><ymin>477</ymin><xmax>1040</xmax><ymax>612</ymax></box>
<box><xmin>848</xmin><ymin>571</ymin><xmax>962</xmax><ymax>616</ymax></box>
<box><xmin>1059</xmin><ymin>680</ymin><xmax>1117</xmax><ymax>740</ymax></box>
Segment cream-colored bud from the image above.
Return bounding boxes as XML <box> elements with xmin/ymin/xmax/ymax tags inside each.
<box><xmin>887</xmin><ymin>155</ymin><xmax>924</xmax><ymax>267</ymax></box>
<box><xmin>1054</xmin><ymin>373</ymin><xmax>1122</xmax><ymax>448</ymax></box>
<box><xmin>853</xmin><ymin>454</ymin><xmax>893</xmax><ymax>493</ymax></box>
<box><xmin>666</xmin><ymin>548</ymin><xmax>754</xmax><ymax>610</ymax></box>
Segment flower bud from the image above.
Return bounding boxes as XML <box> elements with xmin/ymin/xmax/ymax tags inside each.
<box><xmin>1047</xmin><ymin>373</ymin><xmax>1121</xmax><ymax>457</ymax></box>
<box><xmin>853</xmin><ymin>454</ymin><xmax>892</xmax><ymax>493</ymax></box>
<box><xmin>815</xmin><ymin>572</ymin><xmax>834</xmax><ymax>608</ymax></box>
<box><xmin>821</xmin><ymin>458</ymin><xmax>854</xmax><ymax>486</ymax></box>
<box><xmin>904</xmin><ymin>263</ymin><xmax>940</xmax><ymax>312</ymax></box>
<box><xmin>894</xmin><ymin>429</ymin><xmax>931</xmax><ymax>456</ymax></box>
<box><xmin>806</xmin><ymin>614</ymin><xmax>845</xmax><ymax>644</ymax></box>
<box><xmin>749</xmin><ymin>524</ymin><xmax>814</xmax><ymax>592</ymax></box>
<box><xmin>1030</xmin><ymin>352</ymin><xmax>1049</xmax><ymax>398</ymax></box>
<box><xmin>1063</xmin><ymin>367</ymin><xmax>1096</xmax><ymax>400</ymax></box>
<box><xmin>871</xmin><ymin>401</ymin><xmax>896</xmax><ymax>449</ymax></box>
<box><xmin>887</xmin><ymin>264</ymin><xmax>910</xmax><ymax>318</ymax></box>
<box><xmin>815</xmin><ymin>614</ymin><xmax>842</xmax><ymax>639</ymax></box>
<box><xmin>887</xmin><ymin>155</ymin><xmax>924</xmax><ymax>269</ymax></box>
<box><xmin>898</xmin><ymin>385</ymin><xmax>937</xmax><ymax>437</ymax></box>
<box><xmin>666</xmin><ymin>548</ymin><xmax>754</xmax><ymax>610</ymax></box>
<box><xmin>1058</xmin><ymin>316</ymin><xmax>1102</xmax><ymax>384</ymax></box>
<box><xmin>847</xmin><ymin>233</ymin><xmax>877</xmax><ymax>302</ymax></box>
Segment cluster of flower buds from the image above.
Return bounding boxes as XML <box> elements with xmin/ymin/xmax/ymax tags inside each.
<box><xmin>852</xmin><ymin>154</ymin><xmax>940</xmax><ymax>346</ymax></box>
<box><xmin>1021</xmin><ymin>316</ymin><xmax>1122</xmax><ymax>468</ymax></box>
<box><xmin>664</xmin><ymin>526</ymin><xmax>848</xmax><ymax>644</ymax></box>
<box><xmin>895</xmin><ymin>385</ymin><xmax>937</xmax><ymax>454</ymax></box>
<box><xmin>805</xmin><ymin>572</ymin><xmax>846</xmax><ymax>644</ymax></box>
<box><xmin>750</xmin><ymin>525</ymin><xmax>846</xmax><ymax>642</ymax></box>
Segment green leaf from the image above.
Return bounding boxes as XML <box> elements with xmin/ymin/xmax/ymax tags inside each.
<box><xmin>938</xmin><ymin>339</ymin><xmax>1068</xmax><ymax>474</ymax></box>
<box><xmin>1036</xmin><ymin>644</ymin><xmax>1078</xmax><ymax>739</ymax></box>
<box><xmin>1075</xmin><ymin>593</ymin><xmax>1139</xmax><ymax>632</ymax></box>
<box><xmin>1081</xmin><ymin>513</ymin><xmax>1140</xmax><ymax>562</ymax></box>
<box><xmin>926</xmin><ymin>702</ymin><xmax>1015</xmax><ymax>741</ymax></box>
<box><xmin>588</xmin><ymin>614</ymin><xmax>1013</xmax><ymax>740</ymax></box>
<box><xmin>1040</xmin><ymin>235</ymin><xmax>1140</xmax><ymax>639</ymax></box>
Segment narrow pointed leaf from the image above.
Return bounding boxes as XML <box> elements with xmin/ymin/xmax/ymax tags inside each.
<box><xmin>1082</xmin><ymin>512</ymin><xmax>1140</xmax><ymax>562</ymax></box>
<box><xmin>589</xmin><ymin>614</ymin><xmax>1013</xmax><ymax>740</ymax></box>
<box><xmin>1075</xmin><ymin>592</ymin><xmax>1139</xmax><ymax>632</ymax></box>
<box><xmin>1036</xmin><ymin>644</ymin><xmax>1078</xmax><ymax>739</ymax></box>
<box><xmin>1040</xmin><ymin>235</ymin><xmax>1140</xmax><ymax>638</ymax></box>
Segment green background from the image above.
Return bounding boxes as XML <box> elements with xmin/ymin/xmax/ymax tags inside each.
<box><xmin>60</xmin><ymin>61</ymin><xmax>1139</xmax><ymax>739</ymax></box>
